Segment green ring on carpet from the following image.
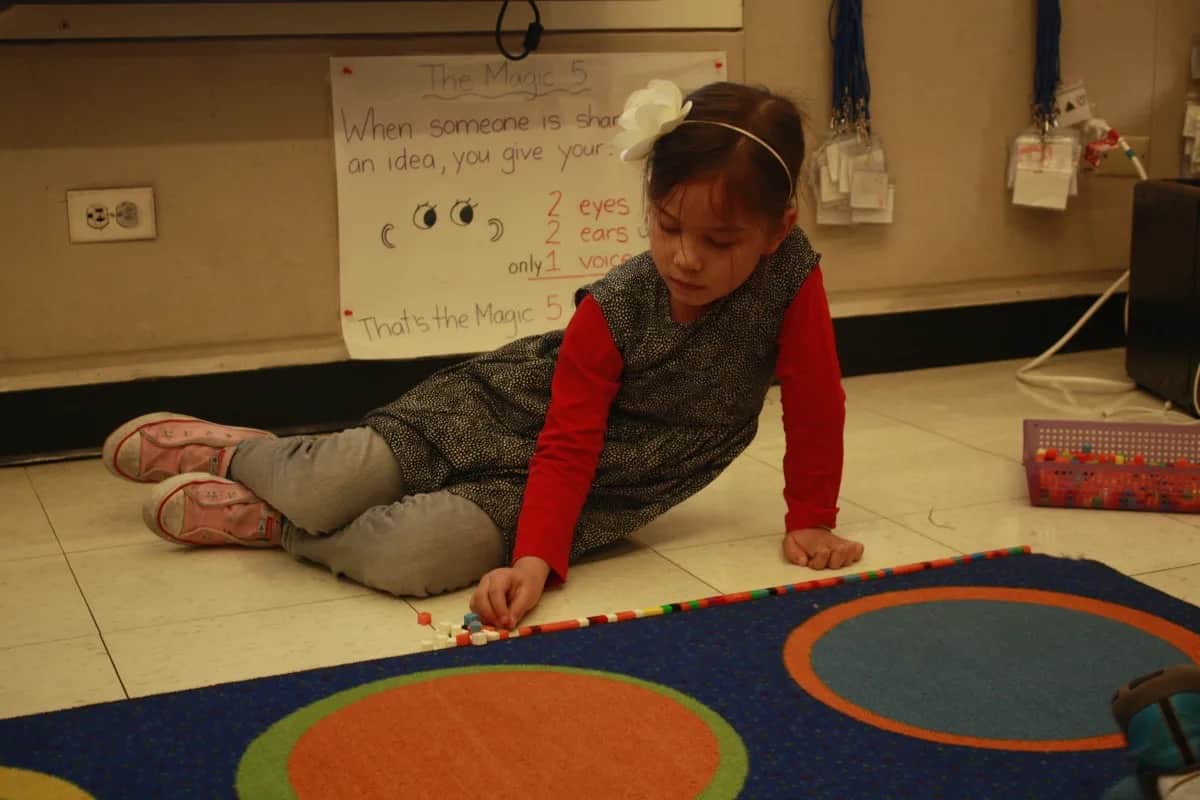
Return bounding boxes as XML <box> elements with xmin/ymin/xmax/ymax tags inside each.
<box><xmin>0</xmin><ymin>766</ymin><xmax>96</xmax><ymax>799</ymax></box>
<box><xmin>235</xmin><ymin>664</ymin><xmax>749</xmax><ymax>799</ymax></box>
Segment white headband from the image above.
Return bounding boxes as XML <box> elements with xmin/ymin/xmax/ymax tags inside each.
<box><xmin>612</xmin><ymin>79</ymin><xmax>794</xmax><ymax>198</ymax></box>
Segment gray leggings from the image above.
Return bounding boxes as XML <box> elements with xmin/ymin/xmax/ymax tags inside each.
<box><xmin>228</xmin><ymin>428</ymin><xmax>506</xmax><ymax>597</ymax></box>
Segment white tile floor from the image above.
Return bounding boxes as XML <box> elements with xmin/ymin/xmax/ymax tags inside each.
<box><xmin>2</xmin><ymin>348</ymin><xmax>1198</xmax><ymax>719</ymax></box>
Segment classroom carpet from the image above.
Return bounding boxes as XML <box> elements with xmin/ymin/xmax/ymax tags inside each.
<box><xmin>1</xmin><ymin>547</ymin><xmax>1198</xmax><ymax>800</ymax></box>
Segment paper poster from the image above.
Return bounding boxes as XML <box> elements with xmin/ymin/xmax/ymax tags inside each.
<box><xmin>330</xmin><ymin>52</ymin><xmax>727</xmax><ymax>358</ymax></box>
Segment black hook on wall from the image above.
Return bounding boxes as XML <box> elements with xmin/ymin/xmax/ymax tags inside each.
<box><xmin>495</xmin><ymin>1</ymin><xmax>543</xmax><ymax>62</ymax></box>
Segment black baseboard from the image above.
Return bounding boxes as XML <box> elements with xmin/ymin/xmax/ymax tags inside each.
<box><xmin>0</xmin><ymin>293</ymin><xmax>1126</xmax><ymax>464</ymax></box>
<box><xmin>834</xmin><ymin>293</ymin><xmax>1125</xmax><ymax>377</ymax></box>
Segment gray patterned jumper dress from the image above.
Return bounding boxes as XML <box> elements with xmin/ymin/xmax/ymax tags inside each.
<box><xmin>365</xmin><ymin>227</ymin><xmax>819</xmax><ymax>563</ymax></box>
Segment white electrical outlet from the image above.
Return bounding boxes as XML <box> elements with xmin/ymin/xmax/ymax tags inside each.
<box><xmin>66</xmin><ymin>187</ymin><xmax>157</xmax><ymax>243</ymax></box>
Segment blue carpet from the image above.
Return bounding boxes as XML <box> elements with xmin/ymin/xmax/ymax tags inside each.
<box><xmin>1</xmin><ymin>552</ymin><xmax>1197</xmax><ymax>799</ymax></box>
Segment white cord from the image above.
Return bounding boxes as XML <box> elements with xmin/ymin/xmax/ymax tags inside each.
<box><xmin>1014</xmin><ymin>118</ymin><xmax>1161</xmax><ymax>400</ymax></box>
<box><xmin>1193</xmin><ymin>359</ymin><xmax>1200</xmax><ymax>417</ymax></box>
<box><xmin>1162</xmin><ymin>770</ymin><xmax>1200</xmax><ymax>799</ymax></box>
<box><xmin>1014</xmin><ymin>370</ymin><xmax>1199</xmax><ymax>422</ymax></box>
<box><xmin>1015</xmin><ymin>268</ymin><xmax>1136</xmax><ymax>393</ymax></box>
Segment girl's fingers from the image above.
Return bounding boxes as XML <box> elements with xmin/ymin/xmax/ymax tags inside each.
<box><xmin>809</xmin><ymin>547</ymin><xmax>832</xmax><ymax>570</ymax></box>
<box><xmin>472</xmin><ymin>576</ymin><xmax>495</xmax><ymax>622</ymax></box>
<box><xmin>486</xmin><ymin>579</ymin><xmax>511</xmax><ymax>626</ymax></box>
<box><xmin>783</xmin><ymin>534</ymin><xmax>809</xmax><ymax>566</ymax></box>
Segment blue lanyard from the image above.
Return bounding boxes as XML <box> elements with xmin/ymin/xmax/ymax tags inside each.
<box><xmin>1033</xmin><ymin>0</ymin><xmax>1061</xmax><ymax>130</ymax></box>
<box><xmin>828</xmin><ymin>0</ymin><xmax>870</xmax><ymax>134</ymax></box>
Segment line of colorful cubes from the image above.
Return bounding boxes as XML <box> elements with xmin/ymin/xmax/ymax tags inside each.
<box><xmin>415</xmin><ymin>611</ymin><xmax>499</xmax><ymax>650</ymax></box>
<box><xmin>1033</xmin><ymin>445</ymin><xmax>1194</xmax><ymax>468</ymax></box>
<box><xmin>1031</xmin><ymin>445</ymin><xmax>1200</xmax><ymax>512</ymax></box>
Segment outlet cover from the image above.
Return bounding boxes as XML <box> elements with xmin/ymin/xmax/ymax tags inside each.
<box><xmin>66</xmin><ymin>187</ymin><xmax>157</xmax><ymax>243</ymax></box>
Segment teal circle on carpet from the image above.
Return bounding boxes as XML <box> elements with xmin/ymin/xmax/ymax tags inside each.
<box><xmin>809</xmin><ymin>599</ymin><xmax>1191</xmax><ymax>741</ymax></box>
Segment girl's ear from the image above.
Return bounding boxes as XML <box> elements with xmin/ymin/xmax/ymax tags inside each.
<box><xmin>763</xmin><ymin>206</ymin><xmax>798</xmax><ymax>255</ymax></box>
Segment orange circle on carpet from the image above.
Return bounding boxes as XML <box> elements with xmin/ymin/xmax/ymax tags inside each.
<box><xmin>240</xmin><ymin>666</ymin><xmax>746</xmax><ymax>799</ymax></box>
<box><xmin>783</xmin><ymin>587</ymin><xmax>1200</xmax><ymax>752</ymax></box>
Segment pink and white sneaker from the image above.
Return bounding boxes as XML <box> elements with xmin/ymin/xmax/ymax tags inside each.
<box><xmin>103</xmin><ymin>413</ymin><xmax>274</xmax><ymax>483</ymax></box>
<box><xmin>143</xmin><ymin>474</ymin><xmax>282</xmax><ymax>548</ymax></box>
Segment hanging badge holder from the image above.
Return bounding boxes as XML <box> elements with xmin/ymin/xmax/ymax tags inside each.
<box><xmin>1010</xmin><ymin>127</ymin><xmax>1080</xmax><ymax>211</ymax></box>
<box><xmin>848</xmin><ymin>138</ymin><xmax>888</xmax><ymax>210</ymax></box>
<box><xmin>813</xmin><ymin>132</ymin><xmax>853</xmax><ymax>225</ymax></box>
<box><xmin>1011</xmin><ymin>0</ymin><xmax>1077</xmax><ymax>211</ymax></box>
<box><xmin>818</xmin><ymin>0</ymin><xmax>893</xmax><ymax>226</ymax></box>
<box><xmin>813</xmin><ymin>132</ymin><xmax>857</xmax><ymax>207</ymax></box>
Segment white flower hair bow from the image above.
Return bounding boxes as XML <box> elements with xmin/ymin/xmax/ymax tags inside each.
<box><xmin>612</xmin><ymin>79</ymin><xmax>694</xmax><ymax>162</ymax></box>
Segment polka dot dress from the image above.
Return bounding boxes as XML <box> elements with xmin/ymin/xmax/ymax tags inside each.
<box><xmin>365</xmin><ymin>228</ymin><xmax>820</xmax><ymax>562</ymax></box>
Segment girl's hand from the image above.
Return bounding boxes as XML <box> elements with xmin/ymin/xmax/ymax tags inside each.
<box><xmin>783</xmin><ymin>528</ymin><xmax>864</xmax><ymax>570</ymax></box>
<box><xmin>470</xmin><ymin>556</ymin><xmax>551</xmax><ymax>629</ymax></box>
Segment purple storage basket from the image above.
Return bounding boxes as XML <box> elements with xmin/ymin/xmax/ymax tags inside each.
<box><xmin>1023</xmin><ymin>419</ymin><xmax>1200</xmax><ymax>513</ymax></box>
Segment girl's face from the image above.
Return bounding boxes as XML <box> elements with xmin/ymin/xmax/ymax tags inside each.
<box><xmin>649</xmin><ymin>176</ymin><xmax>796</xmax><ymax>323</ymax></box>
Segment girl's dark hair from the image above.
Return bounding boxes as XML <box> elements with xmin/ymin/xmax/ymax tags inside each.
<box><xmin>647</xmin><ymin>82</ymin><xmax>805</xmax><ymax>223</ymax></box>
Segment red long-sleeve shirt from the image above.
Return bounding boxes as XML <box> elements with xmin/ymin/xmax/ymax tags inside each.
<box><xmin>512</xmin><ymin>266</ymin><xmax>845</xmax><ymax>583</ymax></box>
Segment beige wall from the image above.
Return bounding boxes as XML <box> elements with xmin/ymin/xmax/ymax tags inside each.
<box><xmin>748</xmin><ymin>0</ymin><xmax>1199</xmax><ymax>291</ymax></box>
<box><xmin>2</xmin><ymin>1</ymin><xmax>1198</xmax><ymax>388</ymax></box>
<box><xmin>0</xmin><ymin>32</ymin><xmax>742</xmax><ymax>384</ymax></box>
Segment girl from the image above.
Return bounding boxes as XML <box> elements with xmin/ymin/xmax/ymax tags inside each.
<box><xmin>103</xmin><ymin>80</ymin><xmax>863</xmax><ymax>630</ymax></box>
